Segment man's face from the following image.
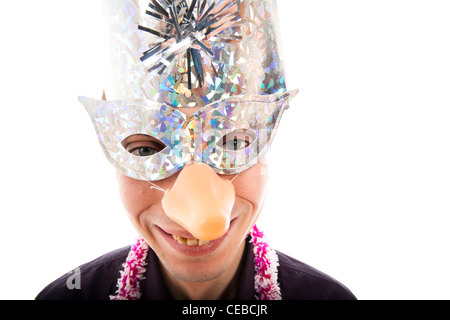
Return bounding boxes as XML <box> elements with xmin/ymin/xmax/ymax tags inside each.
<box><xmin>116</xmin><ymin>107</ymin><xmax>269</xmax><ymax>283</ymax></box>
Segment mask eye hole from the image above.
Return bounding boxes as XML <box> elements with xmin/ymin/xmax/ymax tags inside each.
<box><xmin>121</xmin><ymin>134</ymin><xmax>166</xmax><ymax>157</ymax></box>
<box><xmin>218</xmin><ymin>129</ymin><xmax>256</xmax><ymax>151</ymax></box>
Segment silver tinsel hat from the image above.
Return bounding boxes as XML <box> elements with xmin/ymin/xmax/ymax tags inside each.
<box><xmin>103</xmin><ymin>0</ymin><xmax>288</xmax><ymax>107</ymax></box>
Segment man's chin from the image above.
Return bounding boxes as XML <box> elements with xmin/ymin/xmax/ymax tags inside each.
<box><xmin>165</xmin><ymin>264</ymin><xmax>229</xmax><ymax>283</ymax></box>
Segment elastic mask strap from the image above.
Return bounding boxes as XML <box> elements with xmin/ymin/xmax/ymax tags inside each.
<box><xmin>230</xmin><ymin>172</ymin><xmax>240</xmax><ymax>182</ymax></box>
<box><xmin>147</xmin><ymin>181</ymin><xmax>168</xmax><ymax>193</ymax></box>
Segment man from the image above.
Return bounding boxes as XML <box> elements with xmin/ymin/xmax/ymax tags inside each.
<box><xmin>37</xmin><ymin>0</ymin><xmax>356</xmax><ymax>300</ymax></box>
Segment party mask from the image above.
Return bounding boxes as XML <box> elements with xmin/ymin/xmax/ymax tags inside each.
<box><xmin>79</xmin><ymin>89</ymin><xmax>297</xmax><ymax>182</ymax></box>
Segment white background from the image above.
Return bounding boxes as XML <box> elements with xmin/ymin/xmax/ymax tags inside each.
<box><xmin>0</xmin><ymin>0</ymin><xmax>449</xmax><ymax>300</ymax></box>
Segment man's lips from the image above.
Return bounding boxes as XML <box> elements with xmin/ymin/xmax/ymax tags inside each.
<box><xmin>155</xmin><ymin>218</ymin><xmax>236</xmax><ymax>256</ymax></box>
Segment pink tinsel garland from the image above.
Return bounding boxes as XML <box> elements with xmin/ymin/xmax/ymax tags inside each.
<box><xmin>250</xmin><ymin>225</ymin><xmax>282</xmax><ymax>300</ymax></box>
<box><xmin>110</xmin><ymin>236</ymin><xmax>149</xmax><ymax>300</ymax></box>
<box><xmin>110</xmin><ymin>225</ymin><xmax>281</xmax><ymax>300</ymax></box>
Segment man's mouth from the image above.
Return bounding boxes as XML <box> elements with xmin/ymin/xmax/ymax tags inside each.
<box><xmin>171</xmin><ymin>235</ymin><xmax>211</xmax><ymax>246</ymax></box>
<box><xmin>156</xmin><ymin>217</ymin><xmax>236</xmax><ymax>255</ymax></box>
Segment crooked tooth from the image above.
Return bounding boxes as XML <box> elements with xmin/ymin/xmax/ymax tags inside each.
<box><xmin>172</xmin><ymin>235</ymin><xmax>187</xmax><ymax>245</ymax></box>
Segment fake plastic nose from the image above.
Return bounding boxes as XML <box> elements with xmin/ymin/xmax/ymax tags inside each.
<box><xmin>161</xmin><ymin>163</ymin><xmax>235</xmax><ymax>241</ymax></box>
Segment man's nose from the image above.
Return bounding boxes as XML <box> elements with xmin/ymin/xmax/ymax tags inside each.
<box><xmin>161</xmin><ymin>163</ymin><xmax>235</xmax><ymax>241</ymax></box>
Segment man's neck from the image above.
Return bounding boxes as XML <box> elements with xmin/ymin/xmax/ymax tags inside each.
<box><xmin>161</xmin><ymin>242</ymin><xmax>246</xmax><ymax>300</ymax></box>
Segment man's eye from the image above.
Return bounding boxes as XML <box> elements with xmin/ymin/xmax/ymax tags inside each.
<box><xmin>219</xmin><ymin>130</ymin><xmax>255</xmax><ymax>151</ymax></box>
<box><xmin>130</xmin><ymin>147</ymin><xmax>158</xmax><ymax>157</ymax></box>
<box><xmin>224</xmin><ymin>138</ymin><xmax>249</xmax><ymax>150</ymax></box>
<box><xmin>122</xmin><ymin>134</ymin><xmax>166</xmax><ymax>157</ymax></box>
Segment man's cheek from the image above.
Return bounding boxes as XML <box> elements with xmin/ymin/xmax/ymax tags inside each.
<box><xmin>117</xmin><ymin>174</ymin><xmax>154</xmax><ymax>214</ymax></box>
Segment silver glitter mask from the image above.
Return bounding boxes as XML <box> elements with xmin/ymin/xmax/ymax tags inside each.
<box><xmin>79</xmin><ymin>90</ymin><xmax>297</xmax><ymax>181</ymax></box>
<box><xmin>103</xmin><ymin>0</ymin><xmax>288</xmax><ymax>106</ymax></box>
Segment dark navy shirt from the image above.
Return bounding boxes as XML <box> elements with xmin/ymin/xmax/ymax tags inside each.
<box><xmin>36</xmin><ymin>238</ymin><xmax>356</xmax><ymax>300</ymax></box>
